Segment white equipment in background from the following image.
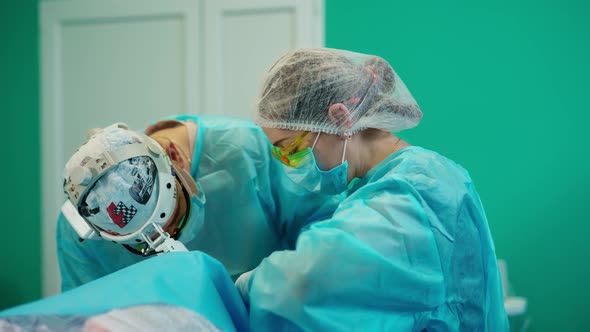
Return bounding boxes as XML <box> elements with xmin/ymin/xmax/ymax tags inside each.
<box><xmin>498</xmin><ymin>259</ymin><xmax>530</xmax><ymax>331</ymax></box>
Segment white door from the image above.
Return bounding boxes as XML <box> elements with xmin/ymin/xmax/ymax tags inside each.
<box><xmin>40</xmin><ymin>0</ymin><xmax>201</xmax><ymax>297</ymax></box>
<box><xmin>40</xmin><ymin>0</ymin><xmax>324</xmax><ymax>297</ymax></box>
<box><xmin>204</xmin><ymin>0</ymin><xmax>324</xmax><ymax>118</ymax></box>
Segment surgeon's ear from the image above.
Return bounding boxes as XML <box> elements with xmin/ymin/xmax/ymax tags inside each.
<box><xmin>328</xmin><ymin>103</ymin><xmax>352</xmax><ymax>130</ymax></box>
<box><xmin>164</xmin><ymin>141</ymin><xmax>186</xmax><ymax>170</ymax></box>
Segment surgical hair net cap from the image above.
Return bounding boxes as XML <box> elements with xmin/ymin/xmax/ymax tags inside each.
<box><xmin>63</xmin><ymin>124</ymin><xmax>161</xmax><ymax>236</ymax></box>
<box><xmin>256</xmin><ymin>48</ymin><xmax>423</xmax><ymax>135</ymax></box>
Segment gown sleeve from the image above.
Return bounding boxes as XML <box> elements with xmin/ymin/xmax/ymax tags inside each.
<box><xmin>56</xmin><ymin>212</ymin><xmax>106</xmax><ymax>292</ymax></box>
<box><xmin>236</xmin><ymin>178</ymin><xmax>446</xmax><ymax>331</ymax></box>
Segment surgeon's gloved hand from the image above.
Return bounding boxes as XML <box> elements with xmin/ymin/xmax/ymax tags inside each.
<box><xmin>235</xmin><ymin>269</ymin><xmax>254</xmax><ymax>307</ymax></box>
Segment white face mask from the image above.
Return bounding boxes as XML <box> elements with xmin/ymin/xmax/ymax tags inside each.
<box><xmin>281</xmin><ymin>132</ymin><xmax>350</xmax><ymax>195</ymax></box>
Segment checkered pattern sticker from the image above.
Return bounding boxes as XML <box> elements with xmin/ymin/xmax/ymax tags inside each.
<box><xmin>107</xmin><ymin>201</ymin><xmax>138</xmax><ymax>228</ymax></box>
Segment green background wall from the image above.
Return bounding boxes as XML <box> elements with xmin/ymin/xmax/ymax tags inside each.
<box><xmin>0</xmin><ymin>0</ymin><xmax>41</xmax><ymax>309</ymax></box>
<box><xmin>1</xmin><ymin>0</ymin><xmax>588</xmax><ymax>330</ymax></box>
<box><xmin>325</xmin><ymin>0</ymin><xmax>588</xmax><ymax>330</ymax></box>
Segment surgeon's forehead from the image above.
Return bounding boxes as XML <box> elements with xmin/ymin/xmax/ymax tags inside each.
<box><xmin>144</xmin><ymin>120</ymin><xmax>185</xmax><ymax>136</ymax></box>
<box><xmin>262</xmin><ymin>127</ymin><xmax>303</xmax><ymax>147</ymax></box>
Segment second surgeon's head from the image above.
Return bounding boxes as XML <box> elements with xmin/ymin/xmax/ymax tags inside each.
<box><xmin>63</xmin><ymin>122</ymin><xmax>205</xmax><ymax>255</ymax></box>
<box><xmin>257</xmin><ymin>48</ymin><xmax>423</xmax><ymax>193</ymax></box>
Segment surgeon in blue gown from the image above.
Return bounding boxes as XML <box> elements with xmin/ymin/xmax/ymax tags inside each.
<box><xmin>235</xmin><ymin>48</ymin><xmax>509</xmax><ymax>331</ymax></box>
<box><xmin>57</xmin><ymin>114</ymin><xmax>342</xmax><ymax>292</ymax></box>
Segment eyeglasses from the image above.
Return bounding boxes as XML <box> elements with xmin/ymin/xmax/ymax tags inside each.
<box><xmin>271</xmin><ymin>131</ymin><xmax>311</xmax><ymax>167</ymax></box>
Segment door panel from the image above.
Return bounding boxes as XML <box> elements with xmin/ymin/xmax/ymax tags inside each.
<box><xmin>40</xmin><ymin>0</ymin><xmax>323</xmax><ymax>297</ymax></box>
<box><xmin>204</xmin><ymin>0</ymin><xmax>324</xmax><ymax>119</ymax></box>
<box><xmin>40</xmin><ymin>0</ymin><xmax>200</xmax><ymax>296</ymax></box>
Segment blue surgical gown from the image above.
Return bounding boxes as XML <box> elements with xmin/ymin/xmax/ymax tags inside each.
<box><xmin>57</xmin><ymin>115</ymin><xmax>342</xmax><ymax>291</ymax></box>
<box><xmin>238</xmin><ymin>146</ymin><xmax>508</xmax><ymax>331</ymax></box>
<box><xmin>3</xmin><ymin>252</ymin><xmax>248</xmax><ymax>332</ymax></box>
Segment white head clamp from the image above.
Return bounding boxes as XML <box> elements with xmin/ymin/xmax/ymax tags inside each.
<box><xmin>62</xmin><ymin>123</ymin><xmax>187</xmax><ymax>255</ymax></box>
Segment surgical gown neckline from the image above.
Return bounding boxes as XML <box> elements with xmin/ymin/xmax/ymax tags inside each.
<box><xmin>350</xmin><ymin>146</ymin><xmax>424</xmax><ymax>193</ymax></box>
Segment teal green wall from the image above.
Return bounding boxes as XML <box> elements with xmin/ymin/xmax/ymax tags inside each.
<box><xmin>1</xmin><ymin>1</ymin><xmax>587</xmax><ymax>329</ymax></box>
<box><xmin>326</xmin><ymin>0</ymin><xmax>589</xmax><ymax>330</ymax></box>
<box><xmin>0</xmin><ymin>1</ymin><xmax>41</xmax><ymax>309</ymax></box>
